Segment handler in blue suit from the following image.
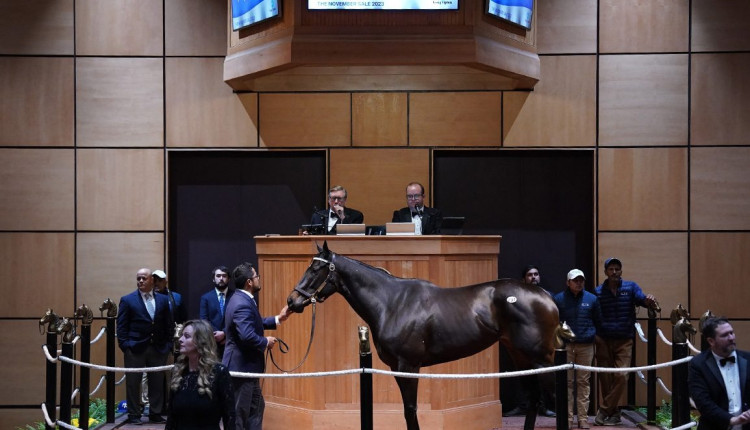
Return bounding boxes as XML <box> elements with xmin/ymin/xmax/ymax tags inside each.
<box><xmin>117</xmin><ymin>268</ymin><xmax>174</xmax><ymax>425</ymax></box>
<box><xmin>222</xmin><ymin>262</ymin><xmax>292</xmax><ymax>430</ymax></box>
<box><xmin>689</xmin><ymin>317</ymin><xmax>750</xmax><ymax>430</ymax></box>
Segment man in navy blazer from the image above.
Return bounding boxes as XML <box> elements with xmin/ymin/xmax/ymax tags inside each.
<box><xmin>391</xmin><ymin>182</ymin><xmax>442</xmax><ymax>235</ymax></box>
<box><xmin>222</xmin><ymin>262</ymin><xmax>291</xmax><ymax>430</ymax></box>
<box><xmin>689</xmin><ymin>317</ymin><xmax>750</xmax><ymax>429</ymax></box>
<box><xmin>199</xmin><ymin>265</ymin><xmax>233</xmax><ymax>357</ymax></box>
<box><xmin>117</xmin><ymin>268</ymin><xmax>174</xmax><ymax>425</ymax></box>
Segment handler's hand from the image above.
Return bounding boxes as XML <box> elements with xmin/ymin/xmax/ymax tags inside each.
<box><xmin>266</xmin><ymin>336</ymin><xmax>277</xmax><ymax>350</ymax></box>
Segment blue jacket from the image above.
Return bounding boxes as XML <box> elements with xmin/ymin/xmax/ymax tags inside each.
<box><xmin>554</xmin><ymin>289</ymin><xmax>602</xmax><ymax>344</ymax></box>
<box><xmin>200</xmin><ymin>288</ymin><xmax>234</xmax><ymax>332</ymax></box>
<box><xmin>116</xmin><ymin>289</ymin><xmax>174</xmax><ymax>354</ymax></box>
<box><xmin>594</xmin><ymin>279</ymin><xmax>649</xmax><ymax>339</ymax></box>
<box><xmin>222</xmin><ymin>290</ymin><xmax>277</xmax><ymax>373</ymax></box>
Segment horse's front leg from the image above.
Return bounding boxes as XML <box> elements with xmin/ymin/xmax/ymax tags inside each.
<box><xmin>395</xmin><ymin>375</ymin><xmax>420</xmax><ymax>430</ymax></box>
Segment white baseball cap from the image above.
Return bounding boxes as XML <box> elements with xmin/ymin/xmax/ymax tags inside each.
<box><xmin>567</xmin><ymin>269</ymin><xmax>585</xmax><ymax>281</ymax></box>
<box><xmin>152</xmin><ymin>270</ymin><xmax>167</xmax><ymax>279</ymax></box>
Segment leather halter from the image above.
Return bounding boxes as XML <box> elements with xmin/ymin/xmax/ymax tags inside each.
<box><xmin>293</xmin><ymin>256</ymin><xmax>336</xmax><ymax>304</ymax></box>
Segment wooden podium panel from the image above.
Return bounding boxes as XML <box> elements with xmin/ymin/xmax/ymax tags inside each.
<box><xmin>256</xmin><ymin>235</ymin><xmax>502</xmax><ymax>430</ymax></box>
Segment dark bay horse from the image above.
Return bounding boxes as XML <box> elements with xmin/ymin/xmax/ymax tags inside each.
<box><xmin>286</xmin><ymin>242</ymin><xmax>563</xmax><ymax>430</ymax></box>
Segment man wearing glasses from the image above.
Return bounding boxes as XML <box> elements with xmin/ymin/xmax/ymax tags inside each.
<box><xmin>392</xmin><ymin>182</ymin><xmax>442</xmax><ymax>235</ymax></box>
<box><xmin>310</xmin><ymin>185</ymin><xmax>364</xmax><ymax>234</ymax></box>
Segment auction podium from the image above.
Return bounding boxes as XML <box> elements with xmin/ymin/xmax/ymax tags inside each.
<box><xmin>256</xmin><ymin>235</ymin><xmax>502</xmax><ymax>430</ymax></box>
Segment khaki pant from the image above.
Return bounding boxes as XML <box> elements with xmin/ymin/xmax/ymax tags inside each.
<box><xmin>595</xmin><ymin>337</ymin><xmax>633</xmax><ymax>417</ymax></box>
<box><xmin>567</xmin><ymin>343</ymin><xmax>594</xmax><ymax>422</ymax></box>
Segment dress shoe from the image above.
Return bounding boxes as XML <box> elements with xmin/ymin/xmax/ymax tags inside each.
<box><xmin>578</xmin><ymin>418</ymin><xmax>590</xmax><ymax>429</ymax></box>
<box><xmin>125</xmin><ymin>416</ymin><xmax>142</xmax><ymax>425</ymax></box>
<box><xmin>149</xmin><ymin>415</ymin><xmax>166</xmax><ymax>423</ymax></box>
<box><xmin>603</xmin><ymin>415</ymin><xmax>622</xmax><ymax>426</ymax></box>
<box><xmin>538</xmin><ymin>407</ymin><xmax>556</xmax><ymax>417</ymax></box>
<box><xmin>505</xmin><ymin>406</ymin><xmax>527</xmax><ymax>416</ymax></box>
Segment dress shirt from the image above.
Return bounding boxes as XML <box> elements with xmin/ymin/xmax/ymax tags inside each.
<box><xmin>714</xmin><ymin>351</ymin><xmax>742</xmax><ymax>427</ymax></box>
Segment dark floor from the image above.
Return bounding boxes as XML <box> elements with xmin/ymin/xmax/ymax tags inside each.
<box><xmin>100</xmin><ymin>409</ymin><xmax>658</xmax><ymax>430</ymax></box>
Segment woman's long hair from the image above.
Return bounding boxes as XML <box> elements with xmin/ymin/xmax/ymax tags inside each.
<box><xmin>170</xmin><ymin>319</ymin><xmax>220</xmax><ymax>398</ymax></box>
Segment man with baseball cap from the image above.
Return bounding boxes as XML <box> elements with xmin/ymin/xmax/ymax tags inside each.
<box><xmin>594</xmin><ymin>258</ymin><xmax>658</xmax><ymax>426</ymax></box>
<box><xmin>554</xmin><ymin>269</ymin><xmax>602</xmax><ymax>429</ymax></box>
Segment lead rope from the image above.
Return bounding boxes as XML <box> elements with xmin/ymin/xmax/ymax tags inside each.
<box><xmin>267</xmin><ymin>299</ymin><xmax>317</xmax><ymax>373</ymax></box>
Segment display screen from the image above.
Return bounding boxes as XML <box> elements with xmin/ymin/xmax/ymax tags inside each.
<box><xmin>308</xmin><ymin>0</ymin><xmax>459</xmax><ymax>10</ymax></box>
<box><xmin>486</xmin><ymin>0</ymin><xmax>533</xmax><ymax>29</ymax></box>
<box><xmin>232</xmin><ymin>0</ymin><xmax>281</xmax><ymax>31</ymax></box>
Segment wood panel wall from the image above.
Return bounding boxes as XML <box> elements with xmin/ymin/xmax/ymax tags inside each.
<box><xmin>1</xmin><ymin>0</ymin><xmax>750</xmax><ymax>427</ymax></box>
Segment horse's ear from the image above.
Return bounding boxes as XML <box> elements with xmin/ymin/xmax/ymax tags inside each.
<box><xmin>323</xmin><ymin>241</ymin><xmax>330</xmax><ymax>254</ymax></box>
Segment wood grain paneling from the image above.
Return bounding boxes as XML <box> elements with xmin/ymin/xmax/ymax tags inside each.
<box><xmin>0</xmin><ymin>149</ymin><xmax>75</xmax><ymax>230</ymax></box>
<box><xmin>0</xmin><ymin>321</ymin><xmax>53</xmax><ymax>404</ymax></box>
<box><xmin>76</xmin><ymin>149</ymin><xmax>164</xmax><ymax>230</ymax></box>
<box><xmin>0</xmin><ymin>0</ymin><xmax>74</xmax><ymax>55</ymax></box>
<box><xmin>690</xmin><ymin>53</ymin><xmax>750</xmax><ymax>146</ymax></box>
<box><xmin>76</xmin><ymin>233</ymin><xmax>165</xmax><ymax>306</ymax></box>
<box><xmin>504</xmin><ymin>56</ymin><xmax>596</xmax><ymax>147</ymax></box>
<box><xmin>599</xmin><ymin>0</ymin><xmax>689</xmax><ymax>53</ymax></box>
<box><xmin>76</xmin><ymin>58</ymin><xmax>164</xmax><ymax>147</ymax></box>
<box><xmin>536</xmin><ymin>0</ymin><xmax>597</xmax><ymax>54</ymax></box>
<box><xmin>0</xmin><ymin>233</ymin><xmax>75</xmax><ymax>318</ymax></box>
<box><xmin>690</xmin><ymin>147</ymin><xmax>750</xmax><ymax>230</ymax></box>
<box><xmin>692</xmin><ymin>0</ymin><xmax>750</xmax><ymax>52</ymax></box>
<box><xmin>599</xmin><ymin>54</ymin><xmax>688</xmax><ymax>146</ymax></box>
<box><xmin>165</xmin><ymin>0</ymin><xmax>226</xmax><ymax>56</ymax></box>
<box><xmin>259</xmin><ymin>93</ymin><xmax>351</xmax><ymax>147</ymax></box>
<box><xmin>410</xmin><ymin>92</ymin><xmax>501</xmax><ymax>147</ymax></box>
<box><xmin>0</xmin><ymin>57</ymin><xmax>74</xmax><ymax>146</ymax></box>
<box><xmin>166</xmin><ymin>58</ymin><xmax>258</xmax><ymax>147</ymax></box>
<box><xmin>691</xmin><ymin>233</ymin><xmax>750</xmax><ymax>318</ymax></box>
<box><xmin>597</xmin><ymin>233</ymin><xmax>688</xmax><ymax>309</ymax></box>
<box><xmin>330</xmin><ymin>148</ymin><xmax>430</xmax><ymax>225</ymax></box>
<box><xmin>598</xmin><ymin>148</ymin><xmax>687</xmax><ymax>230</ymax></box>
<box><xmin>75</xmin><ymin>0</ymin><xmax>163</xmax><ymax>56</ymax></box>
<box><xmin>352</xmin><ymin>93</ymin><xmax>408</xmax><ymax>147</ymax></box>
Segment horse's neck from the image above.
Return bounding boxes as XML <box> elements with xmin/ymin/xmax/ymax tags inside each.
<box><xmin>336</xmin><ymin>258</ymin><xmax>392</xmax><ymax>328</ymax></box>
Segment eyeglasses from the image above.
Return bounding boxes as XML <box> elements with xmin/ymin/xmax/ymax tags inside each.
<box><xmin>252</xmin><ymin>274</ymin><xmax>260</xmax><ymax>280</ymax></box>
<box><xmin>406</xmin><ymin>194</ymin><xmax>423</xmax><ymax>200</ymax></box>
<box><xmin>329</xmin><ymin>195</ymin><xmax>346</xmax><ymax>201</ymax></box>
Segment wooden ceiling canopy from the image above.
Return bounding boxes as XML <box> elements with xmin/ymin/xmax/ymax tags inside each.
<box><xmin>224</xmin><ymin>0</ymin><xmax>539</xmax><ymax>92</ymax></box>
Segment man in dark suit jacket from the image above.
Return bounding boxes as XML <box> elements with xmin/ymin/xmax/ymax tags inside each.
<box><xmin>117</xmin><ymin>268</ymin><xmax>174</xmax><ymax>425</ymax></box>
<box><xmin>199</xmin><ymin>265</ymin><xmax>233</xmax><ymax>358</ymax></box>
<box><xmin>310</xmin><ymin>185</ymin><xmax>364</xmax><ymax>234</ymax></box>
<box><xmin>392</xmin><ymin>182</ymin><xmax>442</xmax><ymax>235</ymax></box>
<box><xmin>222</xmin><ymin>262</ymin><xmax>291</xmax><ymax>430</ymax></box>
<box><xmin>689</xmin><ymin>317</ymin><xmax>750</xmax><ymax>430</ymax></box>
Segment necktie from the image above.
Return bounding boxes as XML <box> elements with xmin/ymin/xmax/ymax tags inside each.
<box><xmin>145</xmin><ymin>293</ymin><xmax>155</xmax><ymax>319</ymax></box>
<box><xmin>219</xmin><ymin>292</ymin><xmax>225</xmax><ymax>316</ymax></box>
<box><xmin>720</xmin><ymin>355</ymin><xmax>736</xmax><ymax>367</ymax></box>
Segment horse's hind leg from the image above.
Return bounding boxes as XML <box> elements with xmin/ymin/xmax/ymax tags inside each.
<box><xmin>395</xmin><ymin>376</ymin><xmax>420</xmax><ymax>430</ymax></box>
<box><xmin>522</xmin><ymin>374</ymin><xmax>540</xmax><ymax>430</ymax></box>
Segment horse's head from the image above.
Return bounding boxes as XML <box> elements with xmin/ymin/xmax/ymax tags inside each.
<box><xmin>99</xmin><ymin>298</ymin><xmax>118</xmax><ymax>318</ymax></box>
<box><xmin>74</xmin><ymin>304</ymin><xmax>94</xmax><ymax>326</ymax></box>
<box><xmin>287</xmin><ymin>241</ymin><xmax>339</xmax><ymax>313</ymax></box>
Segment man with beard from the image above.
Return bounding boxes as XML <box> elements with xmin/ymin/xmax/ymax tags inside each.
<box><xmin>223</xmin><ymin>262</ymin><xmax>292</xmax><ymax>430</ymax></box>
<box><xmin>200</xmin><ymin>266</ymin><xmax>233</xmax><ymax>358</ymax></box>
<box><xmin>689</xmin><ymin>317</ymin><xmax>750</xmax><ymax>430</ymax></box>
<box><xmin>594</xmin><ymin>257</ymin><xmax>658</xmax><ymax>426</ymax></box>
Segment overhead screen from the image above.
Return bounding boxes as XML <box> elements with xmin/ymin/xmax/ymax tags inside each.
<box><xmin>232</xmin><ymin>0</ymin><xmax>280</xmax><ymax>31</ymax></box>
<box><xmin>308</xmin><ymin>0</ymin><xmax>459</xmax><ymax>10</ymax></box>
<box><xmin>486</xmin><ymin>0</ymin><xmax>533</xmax><ymax>29</ymax></box>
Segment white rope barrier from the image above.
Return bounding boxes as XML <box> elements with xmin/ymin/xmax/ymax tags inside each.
<box><xmin>41</xmin><ymin>402</ymin><xmax>82</xmax><ymax>430</ymax></box>
<box><xmin>71</xmin><ymin>387</ymin><xmax>79</xmax><ymax>402</ymax></box>
<box><xmin>686</xmin><ymin>339</ymin><xmax>701</xmax><ymax>354</ymax></box>
<box><xmin>636</xmin><ymin>370</ymin><xmax>674</xmax><ymax>396</ymax></box>
<box><xmin>657</xmin><ymin>328</ymin><xmax>674</xmax><ymax>346</ymax></box>
<box><xmin>635</xmin><ymin>322</ymin><xmax>648</xmax><ymax>342</ymax></box>
<box><xmin>669</xmin><ymin>421</ymin><xmax>697</xmax><ymax>430</ymax></box>
<box><xmin>90</xmin><ymin>326</ymin><xmax>107</xmax><ymax>344</ymax></box>
<box><xmin>89</xmin><ymin>375</ymin><xmax>106</xmax><ymax>396</ymax></box>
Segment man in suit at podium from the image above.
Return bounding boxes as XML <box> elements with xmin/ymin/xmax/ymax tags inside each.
<box><xmin>200</xmin><ymin>265</ymin><xmax>233</xmax><ymax>358</ymax></box>
<box><xmin>310</xmin><ymin>185</ymin><xmax>364</xmax><ymax>234</ymax></box>
<box><xmin>392</xmin><ymin>182</ymin><xmax>442</xmax><ymax>235</ymax></box>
